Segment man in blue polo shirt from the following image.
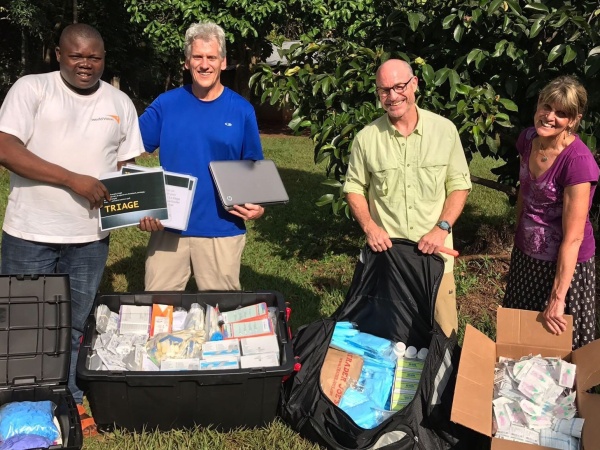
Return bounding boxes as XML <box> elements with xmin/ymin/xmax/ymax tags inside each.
<box><xmin>138</xmin><ymin>21</ymin><xmax>264</xmax><ymax>290</ymax></box>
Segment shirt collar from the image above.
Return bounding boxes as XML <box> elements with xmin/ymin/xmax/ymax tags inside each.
<box><xmin>384</xmin><ymin>105</ymin><xmax>423</xmax><ymax>137</ymax></box>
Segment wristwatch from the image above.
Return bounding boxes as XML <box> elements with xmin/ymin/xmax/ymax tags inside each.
<box><xmin>436</xmin><ymin>220</ymin><xmax>452</xmax><ymax>234</ymax></box>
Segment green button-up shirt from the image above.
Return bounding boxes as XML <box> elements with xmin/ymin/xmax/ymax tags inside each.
<box><xmin>343</xmin><ymin>106</ymin><xmax>471</xmax><ymax>272</ymax></box>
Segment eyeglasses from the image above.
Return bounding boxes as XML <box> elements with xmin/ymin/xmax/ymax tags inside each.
<box><xmin>376</xmin><ymin>77</ymin><xmax>415</xmax><ymax>97</ymax></box>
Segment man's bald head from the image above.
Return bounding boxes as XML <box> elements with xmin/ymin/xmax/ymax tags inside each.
<box><xmin>59</xmin><ymin>23</ymin><xmax>104</xmax><ymax>49</ymax></box>
<box><xmin>376</xmin><ymin>59</ymin><xmax>413</xmax><ymax>83</ymax></box>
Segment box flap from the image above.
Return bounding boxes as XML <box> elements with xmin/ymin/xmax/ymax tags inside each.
<box><xmin>451</xmin><ymin>324</ymin><xmax>496</xmax><ymax>436</ymax></box>
<box><xmin>496</xmin><ymin>308</ymin><xmax>572</xmax><ymax>359</ymax></box>
<box><xmin>572</xmin><ymin>338</ymin><xmax>600</xmax><ymax>391</ymax></box>
<box><xmin>577</xmin><ymin>392</ymin><xmax>600</xmax><ymax>450</ymax></box>
<box><xmin>572</xmin><ymin>338</ymin><xmax>600</xmax><ymax>450</ymax></box>
<box><xmin>491</xmin><ymin>437</ymin><xmax>555</xmax><ymax>450</ymax></box>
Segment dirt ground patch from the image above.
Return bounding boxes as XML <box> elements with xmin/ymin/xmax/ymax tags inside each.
<box><xmin>456</xmin><ymin>254</ymin><xmax>510</xmax><ymax>321</ymax></box>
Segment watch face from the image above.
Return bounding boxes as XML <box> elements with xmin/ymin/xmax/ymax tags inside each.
<box><xmin>438</xmin><ymin>221</ymin><xmax>451</xmax><ymax>231</ymax></box>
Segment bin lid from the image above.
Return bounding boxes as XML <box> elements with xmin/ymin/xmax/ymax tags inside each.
<box><xmin>0</xmin><ymin>275</ymin><xmax>71</xmax><ymax>387</ymax></box>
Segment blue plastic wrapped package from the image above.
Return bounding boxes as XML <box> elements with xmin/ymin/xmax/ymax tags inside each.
<box><xmin>0</xmin><ymin>401</ymin><xmax>59</xmax><ymax>442</ymax></box>
<box><xmin>346</xmin><ymin>332</ymin><xmax>393</xmax><ymax>357</ymax></box>
<box><xmin>358</xmin><ymin>360</ymin><xmax>394</xmax><ymax>409</ymax></box>
<box><xmin>337</xmin><ymin>358</ymin><xmax>395</xmax><ymax>429</ymax></box>
<box><xmin>339</xmin><ymin>388</ymin><xmax>390</xmax><ymax>429</ymax></box>
<box><xmin>0</xmin><ymin>434</ymin><xmax>53</xmax><ymax>450</ymax></box>
<box><xmin>331</xmin><ymin>323</ymin><xmax>396</xmax><ymax>368</ymax></box>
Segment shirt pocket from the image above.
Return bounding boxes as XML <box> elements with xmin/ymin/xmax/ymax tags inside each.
<box><xmin>370</xmin><ymin>160</ymin><xmax>400</xmax><ymax>200</ymax></box>
<box><xmin>418</xmin><ymin>162</ymin><xmax>447</xmax><ymax>202</ymax></box>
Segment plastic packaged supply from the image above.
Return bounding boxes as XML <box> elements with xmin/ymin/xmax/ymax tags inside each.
<box><xmin>0</xmin><ymin>401</ymin><xmax>60</xmax><ymax>442</ymax></box>
<box><xmin>417</xmin><ymin>348</ymin><xmax>429</xmax><ymax>360</ymax></box>
<box><xmin>393</xmin><ymin>342</ymin><xmax>406</xmax><ymax>359</ymax></box>
<box><xmin>95</xmin><ymin>304</ymin><xmax>112</xmax><ymax>334</ymax></box>
<box><xmin>183</xmin><ymin>303</ymin><xmax>205</xmax><ymax>331</ymax></box>
<box><xmin>118</xmin><ymin>305</ymin><xmax>151</xmax><ymax>335</ymax></box>
<box><xmin>405</xmin><ymin>346</ymin><xmax>417</xmax><ymax>359</ymax></box>
<box><xmin>172</xmin><ymin>308</ymin><xmax>188</xmax><ymax>332</ymax></box>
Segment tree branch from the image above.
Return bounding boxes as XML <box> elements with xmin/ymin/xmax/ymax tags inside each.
<box><xmin>471</xmin><ymin>175</ymin><xmax>517</xmax><ymax>199</ymax></box>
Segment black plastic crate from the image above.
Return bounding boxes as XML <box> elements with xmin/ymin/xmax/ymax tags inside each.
<box><xmin>77</xmin><ymin>291</ymin><xmax>294</xmax><ymax>432</ymax></box>
<box><xmin>0</xmin><ymin>274</ymin><xmax>82</xmax><ymax>449</ymax></box>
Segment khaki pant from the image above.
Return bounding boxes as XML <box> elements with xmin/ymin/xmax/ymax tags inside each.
<box><xmin>434</xmin><ymin>272</ymin><xmax>458</xmax><ymax>337</ymax></box>
<box><xmin>145</xmin><ymin>230</ymin><xmax>246</xmax><ymax>291</ymax></box>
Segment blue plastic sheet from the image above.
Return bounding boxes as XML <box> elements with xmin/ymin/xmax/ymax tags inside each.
<box><xmin>0</xmin><ymin>434</ymin><xmax>53</xmax><ymax>450</ymax></box>
<box><xmin>0</xmin><ymin>401</ymin><xmax>59</xmax><ymax>443</ymax></box>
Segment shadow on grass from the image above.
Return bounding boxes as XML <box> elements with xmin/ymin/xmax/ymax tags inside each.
<box><xmin>99</xmin><ymin>244</ymin><xmax>147</xmax><ymax>292</ymax></box>
<box><xmin>252</xmin><ymin>167</ymin><xmax>362</xmax><ymax>261</ymax></box>
<box><xmin>99</xmin><ymin>243</ymin><xmax>333</xmax><ymax>327</ymax></box>
<box><xmin>240</xmin><ymin>265</ymin><xmax>330</xmax><ymax>329</ymax></box>
<box><xmin>453</xmin><ymin>202</ymin><xmax>514</xmax><ymax>255</ymax></box>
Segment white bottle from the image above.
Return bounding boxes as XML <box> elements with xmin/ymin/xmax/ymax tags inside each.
<box><xmin>417</xmin><ymin>348</ymin><xmax>429</xmax><ymax>360</ymax></box>
<box><xmin>393</xmin><ymin>342</ymin><xmax>406</xmax><ymax>359</ymax></box>
<box><xmin>405</xmin><ymin>346</ymin><xmax>418</xmax><ymax>359</ymax></box>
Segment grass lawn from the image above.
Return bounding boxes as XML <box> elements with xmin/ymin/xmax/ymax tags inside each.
<box><xmin>0</xmin><ymin>136</ymin><xmax>515</xmax><ymax>449</ymax></box>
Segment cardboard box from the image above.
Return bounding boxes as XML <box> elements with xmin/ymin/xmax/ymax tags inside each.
<box><xmin>451</xmin><ymin>308</ymin><xmax>600</xmax><ymax>450</ymax></box>
<box><xmin>319</xmin><ymin>348</ymin><xmax>364</xmax><ymax>405</ymax></box>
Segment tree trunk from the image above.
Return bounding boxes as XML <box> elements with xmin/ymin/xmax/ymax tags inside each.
<box><xmin>73</xmin><ymin>0</ymin><xmax>78</xmax><ymax>23</ymax></box>
<box><xmin>20</xmin><ymin>30</ymin><xmax>27</xmax><ymax>76</ymax></box>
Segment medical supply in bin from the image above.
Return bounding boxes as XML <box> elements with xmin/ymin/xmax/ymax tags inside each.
<box><xmin>392</xmin><ymin>342</ymin><xmax>406</xmax><ymax>358</ymax></box>
<box><xmin>329</xmin><ymin>322</ymin><xmax>432</xmax><ymax>428</ymax></box>
<box><xmin>492</xmin><ymin>355</ymin><xmax>583</xmax><ymax>449</ymax></box>
<box><xmin>220</xmin><ymin>302</ymin><xmax>268</xmax><ymax>323</ymax></box>
<box><xmin>405</xmin><ymin>346</ymin><xmax>417</xmax><ymax>359</ymax></box>
<box><xmin>391</xmin><ymin>346</ymin><xmax>427</xmax><ymax>411</ymax></box>
<box><xmin>88</xmin><ymin>299</ymin><xmax>283</xmax><ymax>372</ymax></box>
<box><xmin>118</xmin><ymin>305</ymin><xmax>151</xmax><ymax>335</ymax></box>
<box><xmin>78</xmin><ymin>291</ymin><xmax>294</xmax><ymax>432</ymax></box>
<box><xmin>150</xmin><ymin>304</ymin><xmax>173</xmax><ymax>336</ymax></box>
<box><xmin>202</xmin><ymin>340</ymin><xmax>240</xmax><ymax>358</ymax></box>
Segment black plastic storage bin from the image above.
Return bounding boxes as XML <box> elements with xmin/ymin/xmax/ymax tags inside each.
<box><xmin>77</xmin><ymin>291</ymin><xmax>294</xmax><ymax>432</ymax></box>
<box><xmin>0</xmin><ymin>275</ymin><xmax>82</xmax><ymax>449</ymax></box>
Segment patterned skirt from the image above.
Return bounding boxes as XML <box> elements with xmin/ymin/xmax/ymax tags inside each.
<box><xmin>503</xmin><ymin>246</ymin><xmax>596</xmax><ymax>349</ymax></box>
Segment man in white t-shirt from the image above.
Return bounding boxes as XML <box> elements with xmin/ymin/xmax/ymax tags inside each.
<box><xmin>0</xmin><ymin>23</ymin><xmax>143</xmax><ymax>435</ymax></box>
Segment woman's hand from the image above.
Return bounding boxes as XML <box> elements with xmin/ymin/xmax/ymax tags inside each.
<box><xmin>543</xmin><ymin>294</ymin><xmax>568</xmax><ymax>335</ymax></box>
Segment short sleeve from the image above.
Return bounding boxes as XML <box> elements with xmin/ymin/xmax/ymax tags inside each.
<box><xmin>516</xmin><ymin>127</ymin><xmax>536</xmax><ymax>157</ymax></box>
<box><xmin>0</xmin><ymin>76</ymin><xmax>40</xmax><ymax>144</ymax></box>
<box><xmin>139</xmin><ymin>97</ymin><xmax>163</xmax><ymax>153</ymax></box>
<box><xmin>445</xmin><ymin>127</ymin><xmax>472</xmax><ymax>193</ymax></box>
<box><xmin>117</xmin><ymin>99</ymin><xmax>144</xmax><ymax>161</ymax></box>
<box><xmin>559</xmin><ymin>147</ymin><xmax>600</xmax><ymax>188</ymax></box>
<box><xmin>241</xmin><ymin>107</ymin><xmax>263</xmax><ymax>161</ymax></box>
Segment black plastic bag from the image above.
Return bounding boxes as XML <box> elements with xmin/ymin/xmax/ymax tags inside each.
<box><xmin>280</xmin><ymin>239</ymin><xmax>488</xmax><ymax>450</ymax></box>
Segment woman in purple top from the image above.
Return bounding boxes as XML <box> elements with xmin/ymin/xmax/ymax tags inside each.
<box><xmin>503</xmin><ymin>75</ymin><xmax>599</xmax><ymax>349</ymax></box>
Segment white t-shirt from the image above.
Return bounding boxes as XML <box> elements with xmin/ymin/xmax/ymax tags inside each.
<box><xmin>0</xmin><ymin>72</ymin><xmax>144</xmax><ymax>243</ymax></box>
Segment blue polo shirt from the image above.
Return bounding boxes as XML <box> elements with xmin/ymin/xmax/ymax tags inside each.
<box><xmin>139</xmin><ymin>86</ymin><xmax>263</xmax><ymax>237</ymax></box>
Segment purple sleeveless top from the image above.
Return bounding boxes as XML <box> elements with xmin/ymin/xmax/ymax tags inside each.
<box><xmin>515</xmin><ymin>127</ymin><xmax>599</xmax><ymax>262</ymax></box>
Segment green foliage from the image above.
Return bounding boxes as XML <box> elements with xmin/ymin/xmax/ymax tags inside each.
<box><xmin>124</xmin><ymin>0</ymin><xmax>294</xmax><ymax>94</ymax></box>
<box><xmin>252</xmin><ymin>0</ymin><xmax>600</xmax><ymax>213</ymax></box>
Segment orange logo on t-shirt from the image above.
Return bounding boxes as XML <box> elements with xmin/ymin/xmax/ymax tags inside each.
<box><xmin>108</xmin><ymin>115</ymin><xmax>120</xmax><ymax>124</ymax></box>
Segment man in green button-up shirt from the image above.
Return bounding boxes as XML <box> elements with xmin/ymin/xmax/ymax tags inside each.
<box><xmin>342</xmin><ymin>59</ymin><xmax>471</xmax><ymax>337</ymax></box>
